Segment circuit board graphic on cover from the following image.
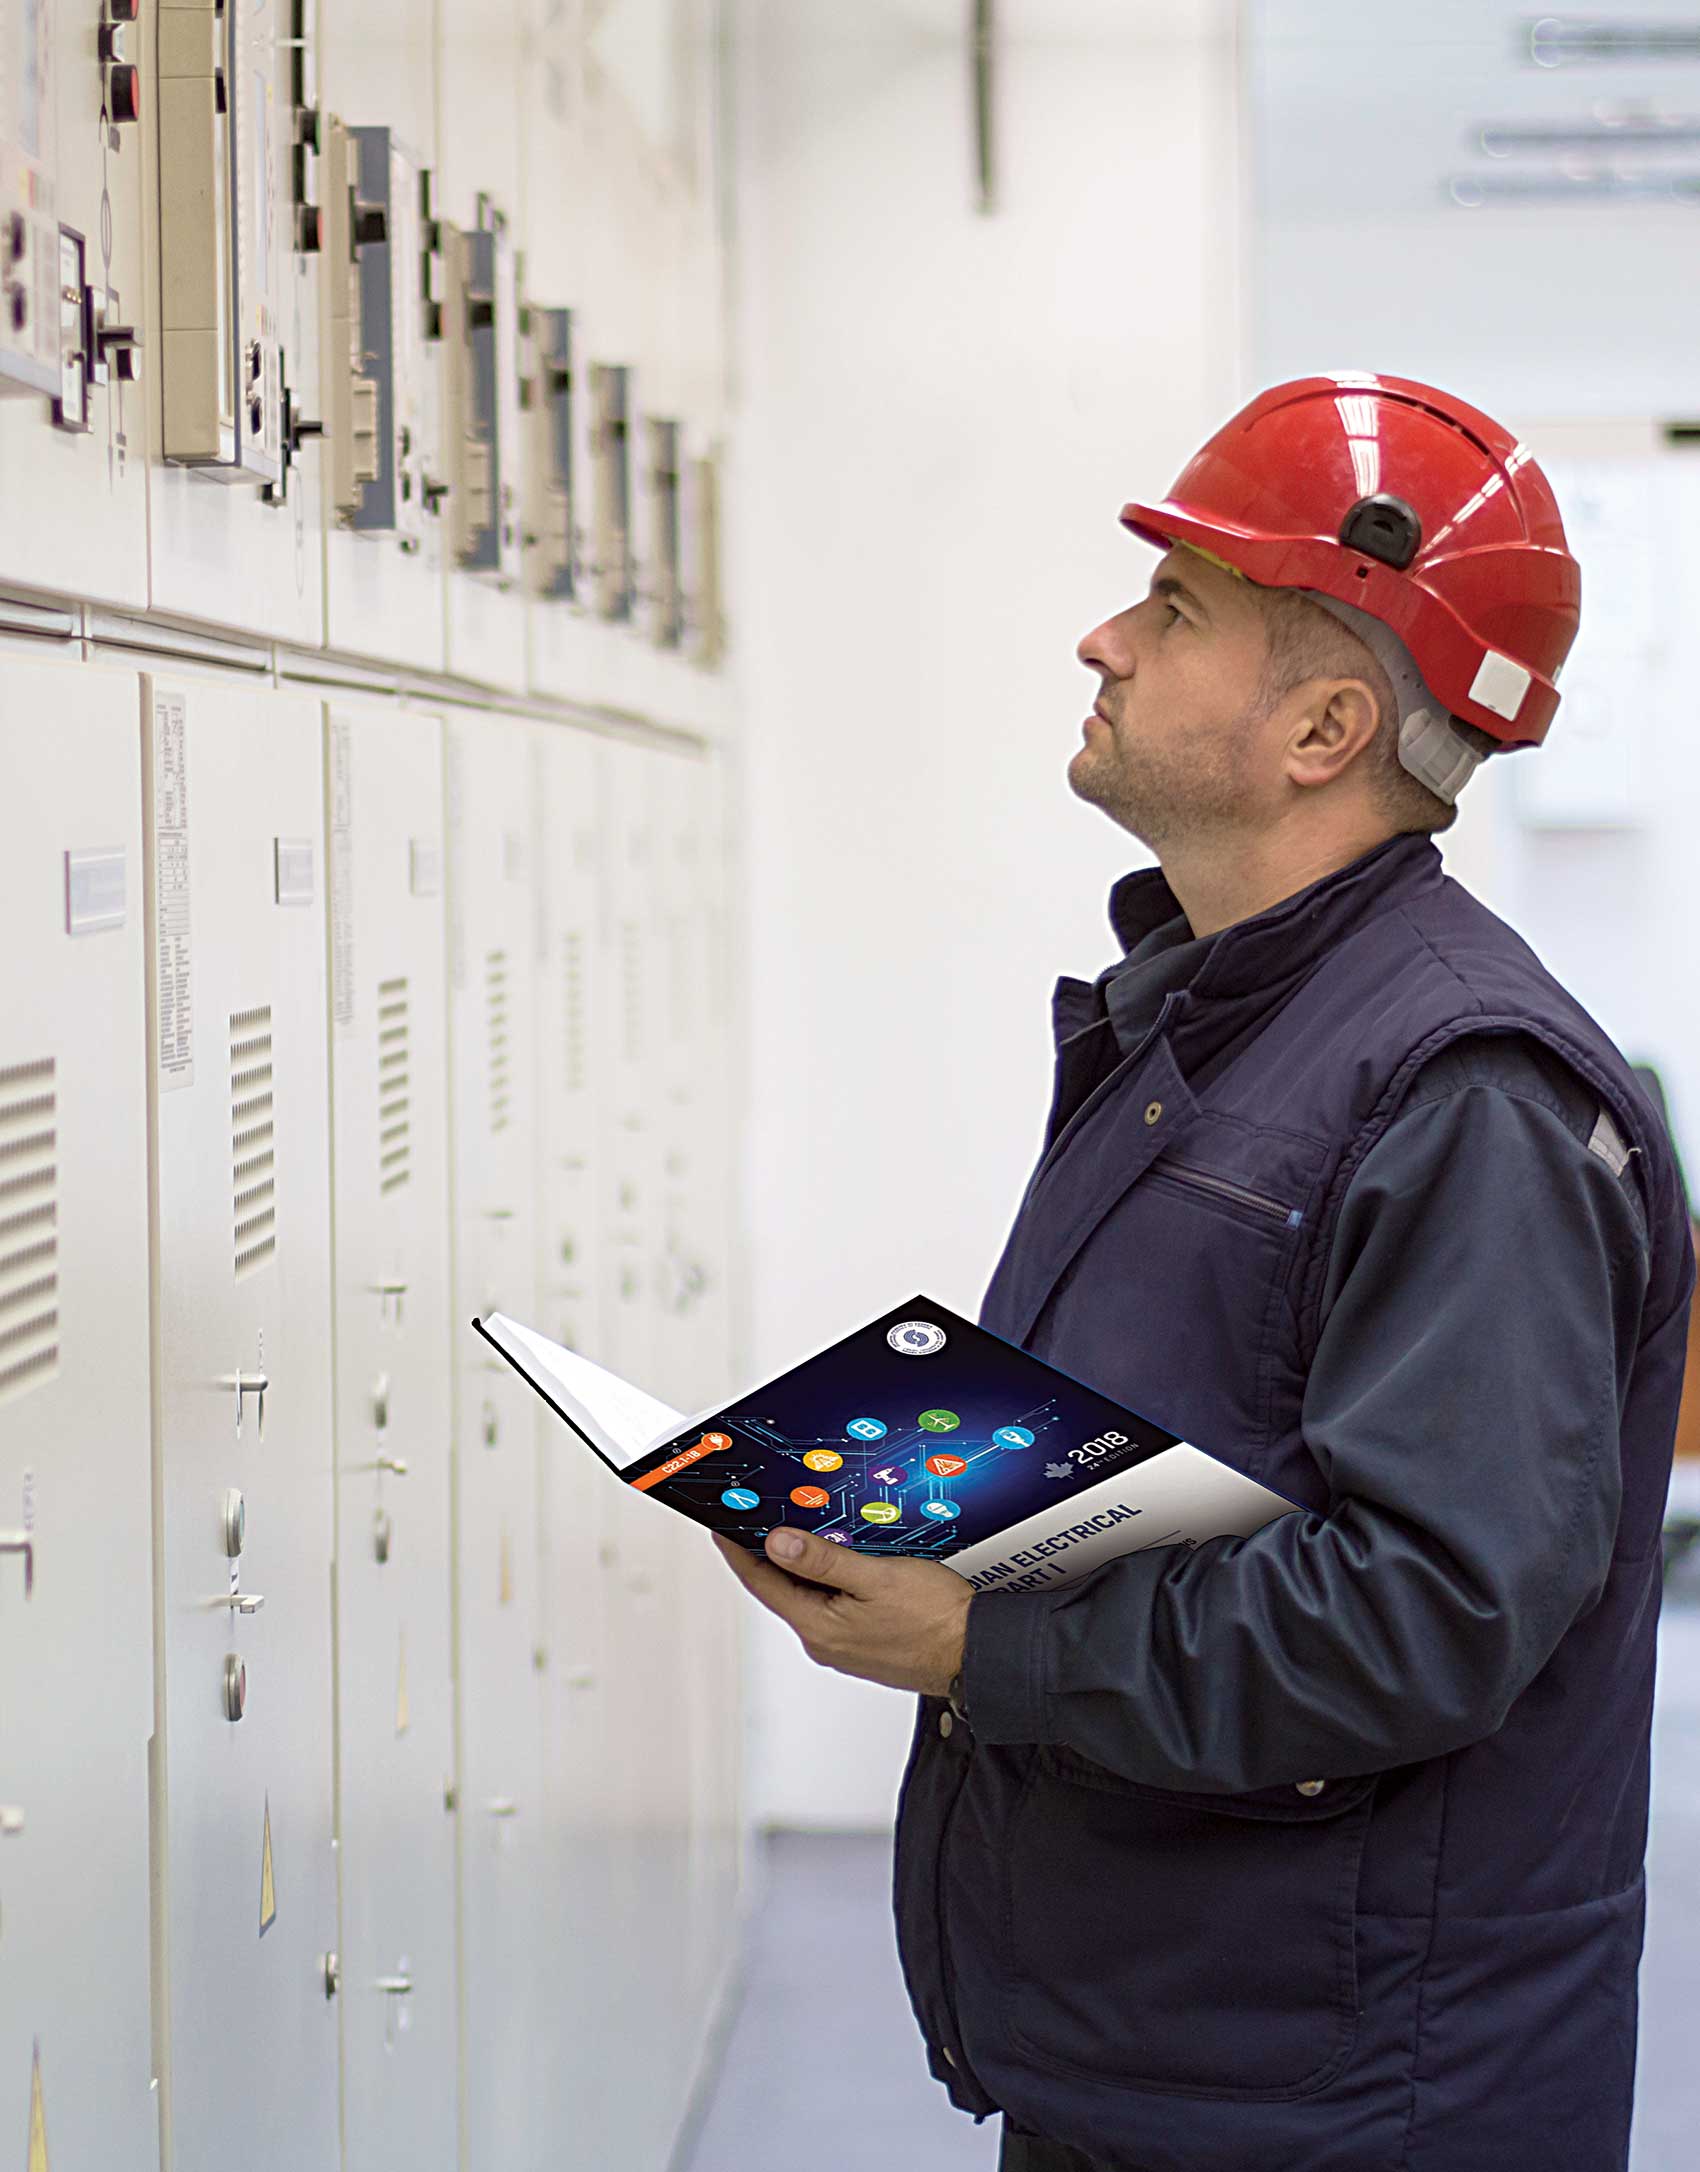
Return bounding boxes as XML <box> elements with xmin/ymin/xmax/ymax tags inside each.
<box><xmin>474</xmin><ymin>1295</ymin><xmax>1299</xmax><ymax>1595</ymax></box>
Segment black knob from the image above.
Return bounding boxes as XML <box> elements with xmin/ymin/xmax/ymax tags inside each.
<box><xmin>296</xmin><ymin>204</ymin><xmax>322</xmax><ymax>254</ymax></box>
<box><xmin>352</xmin><ymin>204</ymin><xmax>388</xmax><ymax>248</ymax></box>
<box><xmin>99</xmin><ymin>323</ymin><xmax>142</xmax><ymax>381</ymax></box>
<box><xmin>297</xmin><ymin>106</ymin><xmax>320</xmax><ymax>153</ymax></box>
<box><xmin>109</xmin><ymin>0</ymin><xmax>140</xmax><ymax>19</ymax></box>
<box><xmin>468</xmin><ymin>297</ymin><xmax>495</xmax><ymax>330</ymax></box>
<box><xmin>423</xmin><ymin>300</ymin><xmax>443</xmax><ymax>341</ymax></box>
<box><xmin>108</xmin><ymin>63</ymin><xmax>141</xmax><ymax>126</ymax></box>
<box><xmin>422</xmin><ymin>478</ymin><xmax>449</xmax><ymax>512</ymax></box>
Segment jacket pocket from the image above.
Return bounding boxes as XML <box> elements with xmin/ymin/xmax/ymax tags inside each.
<box><xmin>1000</xmin><ymin>1744</ymin><xmax>1375</xmax><ymax>2100</ymax></box>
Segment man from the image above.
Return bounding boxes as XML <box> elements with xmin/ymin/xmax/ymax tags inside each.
<box><xmin>716</xmin><ymin>374</ymin><xmax>1694</xmax><ymax>2171</ymax></box>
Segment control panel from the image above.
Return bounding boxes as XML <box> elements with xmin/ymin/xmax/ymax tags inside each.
<box><xmin>520</xmin><ymin>300</ymin><xmax>574</xmax><ymax>600</ymax></box>
<box><xmin>442</xmin><ymin>195</ymin><xmax>519</xmax><ymax>581</ymax></box>
<box><xmin>156</xmin><ymin>0</ymin><xmax>316</xmax><ymax>490</ymax></box>
<box><xmin>585</xmin><ymin>360</ymin><xmax>631</xmax><ymax>621</ymax></box>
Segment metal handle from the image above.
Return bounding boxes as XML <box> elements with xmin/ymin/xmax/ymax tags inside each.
<box><xmin>374</xmin><ymin>1277</ymin><xmax>408</xmax><ymax>1323</ymax></box>
<box><xmin>486</xmin><ymin>1798</ymin><xmax>518</xmax><ymax>1818</ymax></box>
<box><xmin>220</xmin><ymin>1370</ymin><xmax>270</xmax><ymax>1438</ymax></box>
<box><xmin>376</xmin><ymin>1974</ymin><xmax>414</xmax><ymax>1995</ymax></box>
<box><xmin>212</xmin><ymin>1591</ymin><xmax>265</xmax><ymax>1615</ymax></box>
<box><xmin>0</xmin><ymin>1533</ymin><xmax>34</xmax><ymax>1599</ymax></box>
<box><xmin>376</xmin><ymin>1454</ymin><xmax>409</xmax><ymax>1477</ymax></box>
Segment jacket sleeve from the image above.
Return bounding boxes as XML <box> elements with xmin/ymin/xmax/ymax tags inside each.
<box><xmin>960</xmin><ymin>1059</ymin><xmax>1655</xmax><ymax>1793</ymax></box>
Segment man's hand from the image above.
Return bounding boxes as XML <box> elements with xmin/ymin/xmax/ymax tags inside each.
<box><xmin>712</xmin><ymin>1528</ymin><xmax>972</xmax><ymax>1697</ymax></box>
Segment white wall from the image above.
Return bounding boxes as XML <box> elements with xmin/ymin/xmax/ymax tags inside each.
<box><xmin>729</xmin><ymin>0</ymin><xmax>1244</xmax><ymax>1828</ymax></box>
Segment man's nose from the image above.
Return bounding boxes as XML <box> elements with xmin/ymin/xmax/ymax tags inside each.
<box><xmin>1077</xmin><ymin>615</ymin><xmax>1132</xmax><ymax>679</ymax></box>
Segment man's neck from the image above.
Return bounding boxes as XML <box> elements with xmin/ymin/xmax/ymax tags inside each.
<box><xmin>1156</xmin><ymin>819</ymin><xmax>1400</xmax><ymax>940</ymax></box>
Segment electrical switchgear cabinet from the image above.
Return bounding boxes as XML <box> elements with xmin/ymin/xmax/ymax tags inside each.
<box><xmin>0</xmin><ymin>0</ymin><xmax>150</xmax><ymax>604</ymax></box>
<box><xmin>141</xmin><ymin>673</ymin><xmax>340</xmax><ymax>2172</ymax></box>
<box><xmin>325</xmin><ymin>701</ymin><xmax>459</xmax><ymax>2172</ymax></box>
<box><xmin>443</xmin><ymin>707</ymin><xmax>549</xmax><ymax>2170</ymax></box>
<box><xmin>0</xmin><ymin>655</ymin><xmax>157</xmax><ymax>2172</ymax></box>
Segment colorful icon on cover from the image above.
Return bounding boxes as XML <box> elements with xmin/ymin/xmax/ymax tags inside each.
<box><xmin>917</xmin><ymin>1409</ymin><xmax>960</xmax><ymax>1434</ymax></box>
<box><xmin>993</xmin><ymin>1426</ymin><xmax>1035</xmax><ymax>1449</ymax></box>
<box><xmin>888</xmin><ymin>1320</ymin><xmax>947</xmax><ymax>1356</ymax></box>
<box><xmin>871</xmin><ymin>1463</ymin><xmax>909</xmax><ymax>1486</ymax></box>
<box><xmin>846</xmin><ymin>1416</ymin><xmax>888</xmax><ymax>1442</ymax></box>
<box><xmin>920</xmin><ymin>1499</ymin><xmax>961</xmax><ymax>1521</ymax></box>
<box><xmin>789</xmin><ymin>1485</ymin><xmax>831</xmax><ymax>1510</ymax></box>
<box><xmin>802</xmin><ymin>1449</ymin><xmax>845</xmax><ymax>1473</ymax></box>
<box><xmin>720</xmin><ymin>1487</ymin><xmax>761</xmax><ymax>1512</ymax></box>
<box><xmin>924</xmin><ymin>1452</ymin><xmax>968</xmax><ymax>1478</ymax></box>
<box><xmin>860</xmin><ymin>1501</ymin><xmax>902</xmax><ymax>1526</ymax></box>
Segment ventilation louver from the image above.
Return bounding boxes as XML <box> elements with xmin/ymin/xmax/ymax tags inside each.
<box><xmin>377</xmin><ymin>977</ymin><xmax>412</xmax><ymax>1194</ymax></box>
<box><xmin>487</xmin><ymin>950</ymin><xmax>511</xmax><ymax>1133</ymax></box>
<box><xmin>231</xmin><ymin>1008</ymin><xmax>276</xmax><ymax>1277</ymax></box>
<box><xmin>0</xmin><ymin>1058</ymin><xmax>58</xmax><ymax>1402</ymax></box>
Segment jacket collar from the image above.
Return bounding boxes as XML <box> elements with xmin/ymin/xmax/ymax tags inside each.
<box><xmin>1104</xmin><ymin>832</ymin><xmax>1446</xmax><ymax>1007</ymax></box>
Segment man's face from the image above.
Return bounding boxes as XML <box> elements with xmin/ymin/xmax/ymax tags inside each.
<box><xmin>1069</xmin><ymin>546</ymin><xmax>1276</xmax><ymax>850</ymax></box>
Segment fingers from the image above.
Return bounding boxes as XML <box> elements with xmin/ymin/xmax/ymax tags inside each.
<box><xmin>710</xmin><ymin>1531</ymin><xmax>833</xmax><ymax>1634</ymax></box>
<box><xmin>759</xmin><ymin>1525</ymin><xmax>884</xmax><ymax>1596</ymax></box>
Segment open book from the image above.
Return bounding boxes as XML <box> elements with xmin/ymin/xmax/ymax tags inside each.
<box><xmin>474</xmin><ymin>1295</ymin><xmax>1297</xmax><ymax>1596</ymax></box>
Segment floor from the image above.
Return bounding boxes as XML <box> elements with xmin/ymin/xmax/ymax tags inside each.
<box><xmin>681</xmin><ymin>1572</ymin><xmax>1700</xmax><ymax>2172</ymax></box>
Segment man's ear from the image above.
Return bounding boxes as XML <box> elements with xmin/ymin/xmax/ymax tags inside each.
<box><xmin>1284</xmin><ymin>679</ymin><xmax>1381</xmax><ymax>791</ymax></box>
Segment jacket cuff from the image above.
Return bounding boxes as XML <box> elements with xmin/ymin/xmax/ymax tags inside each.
<box><xmin>961</xmin><ymin>1587</ymin><xmax>1052</xmax><ymax>1744</ymax></box>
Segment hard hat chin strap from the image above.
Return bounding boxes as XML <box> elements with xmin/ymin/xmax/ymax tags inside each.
<box><xmin>1306</xmin><ymin>593</ymin><xmax>1486</xmax><ymax>807</ymax></box>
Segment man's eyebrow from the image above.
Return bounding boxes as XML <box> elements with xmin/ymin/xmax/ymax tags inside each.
<box><xmin>1151</xmin><ymin>574</ymin><xmax>1211</xmax><ymax>620</ymax></box>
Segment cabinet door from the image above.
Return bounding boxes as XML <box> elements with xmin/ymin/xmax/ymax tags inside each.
<box><xmin>444</xmin><ymin>709</ymin><xmax>547</xmax><ymax>2170</ymax></box>
<box><xmin>0</xmin><ymin>657</ymin><xmax>156</xmax><ymax>2171</ymax></box>
<box><xmin>142</xmin><ymin>674</ymin><xmax>339</xmax><ymax>2172</ymax></box>
<box><xmin>325</xmin><ymin>704</ymin><xmax>458</xmax><ymax>2170</ymax></box>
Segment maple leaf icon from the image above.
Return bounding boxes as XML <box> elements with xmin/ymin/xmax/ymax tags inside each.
<box><xmin>1045</xmin><ymin>1461</ymin><xmax>1073</xmax><ymax>1480</ymax></box>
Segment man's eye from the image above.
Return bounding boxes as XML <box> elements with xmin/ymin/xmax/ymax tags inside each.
<box><xmin>1162</xmin><ymin>603</ymin><xmax>1184</xmax><ymax>627</ymax></box>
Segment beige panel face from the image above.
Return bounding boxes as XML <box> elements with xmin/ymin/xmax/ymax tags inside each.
<box><xmin>324</xmin><ymin>704</ymin><xmax>458</xmax><ymax>2172</ymax></box>
<box><xmin>142</xmin><ymin>674</ymin><xmax>339</xmax><ymax>2172</ymax></box>
<box><xmin>146</xmin><ymin>0</ymin><xmax>326</xmax><ymax>642</ymax></box>
<box><xmin>0</xmin><ymin>657</ymin><xmax>156</xmax><ymax>2171</ymax></box>
<box><xmin>443</xmin><ymin>709</ymin><xmax>548</xmax><ymax>2170</ymax></box>
<box><xmin>0</xmin><ymin>0</ymin><xmax>150</xmax><ymax>605</ymax></box>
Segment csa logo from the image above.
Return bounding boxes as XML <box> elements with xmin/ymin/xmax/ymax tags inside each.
<box><xmin>888</xmin><ymin>1320</ymin><xmax>947</xmax><ymax>1357</ymax></box>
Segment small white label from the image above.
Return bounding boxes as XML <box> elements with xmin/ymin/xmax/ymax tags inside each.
<box><xmin>1470</xmin><ymin>650</ymin><xmax>1533</xmax><ymax>723</ymax></box>
<box><xmin>274</xmin><ymin>837</ymin><xmax>315</xmax><ymax>907</ymax></box>
<box><xmin>153</xmin><ymin>691</ymin><xmax>195</xmax><ymax>1091</ymax></box>
<box><xmin>409</xmin><ymin>837</ymin><xmax>442</xmax><ymax>897</ymax></box>
<box><xmin>65</xmin><ymin>846</ymin><xmax>126</xmax><ymax>935</ymax></box>
<box><xmin>330</xmin><ymin>724</ymin><xmax>355</xmax><ymax>1030</ymax></box>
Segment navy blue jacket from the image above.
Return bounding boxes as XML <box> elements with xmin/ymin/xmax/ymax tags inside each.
<box><xmin>892</xmin><ymin>835</ymin><xmax>1694</xmax><ymax>2171</ymax></box>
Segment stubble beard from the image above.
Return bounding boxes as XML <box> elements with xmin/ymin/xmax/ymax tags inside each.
<box><xmin>1069</xmin><ymin>708</ymin><xmax>1255</xmax><ymax>854</ymax></box>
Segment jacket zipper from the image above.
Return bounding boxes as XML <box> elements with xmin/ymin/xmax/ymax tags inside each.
<box><xmin>1150</xmin><ymin>1159</ymin><xmax>1301</xmax><ymax>1226</ymax></box>
<box><xmin>932</xmin><ymin>1735</ymin><xmax>996</xmax><ymax>2111</ymax></box>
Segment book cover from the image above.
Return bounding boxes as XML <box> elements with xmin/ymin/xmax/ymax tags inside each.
<box><xmin>475</xmin><ymin>1295</ymin><xmax>1297</xmax><ymax>1595</ymax></box>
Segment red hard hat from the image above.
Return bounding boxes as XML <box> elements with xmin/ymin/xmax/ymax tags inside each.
<box><xmin>1122</xmin><ymin>374</ymin><xmax>1581</xmax><ymax>749</ymax></box>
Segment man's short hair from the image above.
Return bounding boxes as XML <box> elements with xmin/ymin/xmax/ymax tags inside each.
<box><xmin>1251</xmin><ymin>586</ymin><xmax>1492</xmax><ymax>836</ymax></box>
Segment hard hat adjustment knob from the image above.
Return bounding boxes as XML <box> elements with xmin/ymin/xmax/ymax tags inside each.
<box><xmin>1340</xmin><ymin>494</ymin><xmax>1424</xmax><ymax>572</ymax></box>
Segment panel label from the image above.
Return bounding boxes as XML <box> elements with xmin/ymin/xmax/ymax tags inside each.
<box><xmin>329</xmin><ymin>722</ymin><xmax>355</xmax><ymax>1030</ymax></box>
<box><xmin>153</xmin><ymin>691</ymin><xmax>195</xmax><ymax>1090</ymax></box>
<box><xmin>274</xmin><ymin>837</ymin><xmax>316</xmax><ymax>907</ymax></box>
<box><xmin>408</xmin><ymin>837</ymin><xmax>441</xmax><ymax>898</ymax></box>
<box><xmin>64</xmin><ymin>847</ymin><xmax>127</xmax><ymax>936</ymax></box>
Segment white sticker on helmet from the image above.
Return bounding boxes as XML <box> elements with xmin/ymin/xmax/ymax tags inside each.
<box><xmin>1470</xmin><ymin>651</ymin><xmax>1533</xmax><ymax>722</ymax></box>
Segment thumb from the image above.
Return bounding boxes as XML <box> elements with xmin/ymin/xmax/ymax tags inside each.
<box><xmin>765</xmin><ymin>1525</ymin><xmax>880</xmax><ymax>1595</ymax></box>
